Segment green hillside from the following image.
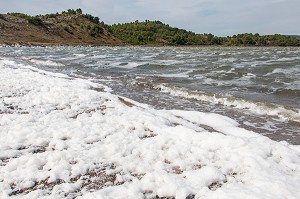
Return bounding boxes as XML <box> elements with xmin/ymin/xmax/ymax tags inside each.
<box><xmin>226</xmin><ymin>33</ymin><xmax>300</xmax><ymax>46</ymax></box>
<box><xmin>110</xmin><ymin>20</ymin><xmax>300</xmax><ymax>46</ymax></box>
<box><xmin>288</xmin><ymin>35</ymin><xmax>300</xmax><ymax>39</ymax></box>
<box><xmin>109</xmin><ymin>20</ymin><xmax>226</xmax><ymax>45</ymax></box>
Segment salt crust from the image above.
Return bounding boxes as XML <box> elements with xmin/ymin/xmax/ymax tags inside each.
<box><xmin>0</xmin><ymin>58</ymin><xmax>300</xmax><ymax>199</ymax></box>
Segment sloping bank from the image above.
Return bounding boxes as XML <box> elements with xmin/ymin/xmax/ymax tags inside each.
<box><xmin>0</xmin><ymin>57</ymin><xmax>300</xmax><ymax>199</ymax></box>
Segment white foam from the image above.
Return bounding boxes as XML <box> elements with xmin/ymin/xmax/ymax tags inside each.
<box><xmin>276</xmin><ymin>57</ymin><xmax>300</xmax><ymax>62</ymax></box>
<box><xmin>73</xmin><ymin>53</ymin><xmax>87</xmax><ymax>57</ymax></box>
<box><xmin>238</xmin><ymin>73</ymin><xmax>256</xmax><ymax>81</ymax></box>
<box><xmin>1</xmin><ymin>57</ymin><xmax>300</xmax><ymax>199</ymax></box>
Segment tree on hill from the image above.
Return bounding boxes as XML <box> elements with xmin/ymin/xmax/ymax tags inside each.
<box><xmin>76</xmin><ymin>8</ymin><xmax>82</xmax><ymax>14</ymax></box>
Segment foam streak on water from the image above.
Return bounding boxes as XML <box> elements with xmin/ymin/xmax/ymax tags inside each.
<box><xmin>0</xmin><ymin>46</ymin><xmax>299</xmax><ymax>144</ymax></box>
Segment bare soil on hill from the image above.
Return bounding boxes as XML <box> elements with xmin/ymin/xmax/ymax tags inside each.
<box><xmin>0</xmin><ymin>14</ymin><xmax>124</xmax><ymax>46</ymax></box>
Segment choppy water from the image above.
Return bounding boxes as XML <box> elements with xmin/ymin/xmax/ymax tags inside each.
<box><xmin>1</xmin><ymin>46</ymin><xmax>300</xmax><ymax>144</ymax></box>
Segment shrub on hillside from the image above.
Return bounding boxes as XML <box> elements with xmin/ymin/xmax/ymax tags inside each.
<box><xmin>89</xmin><ymin>25</ymin><xmax>103</xmax><ymax>37</ymax></box>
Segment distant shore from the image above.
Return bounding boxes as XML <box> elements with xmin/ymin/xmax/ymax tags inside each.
<box><xmin>1</xmin><ymin>41</ymin><xmax>300</xmax><ymax>48</ymax></box>
<box><xmin>1</xmin><ymin>11</ymin><xmax>300</xmax><ymax>48</ymax></box>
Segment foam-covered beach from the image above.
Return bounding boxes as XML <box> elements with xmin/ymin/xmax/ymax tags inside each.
<box><xmin>1</xmin><ymin>49</ymin><xmax>300</xmax><ymax>198</ymax></box>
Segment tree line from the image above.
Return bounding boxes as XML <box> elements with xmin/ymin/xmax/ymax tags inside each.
<box><xmin>110</xmin><ymin>21</ymin><xmax>300</xmax><ymax>46</ymax></box>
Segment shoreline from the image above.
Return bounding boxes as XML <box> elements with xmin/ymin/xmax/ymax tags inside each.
<box><xmin>1</xmin><ymin>41</ymin><xmax>300</xmax><ymax>48</ymax></box>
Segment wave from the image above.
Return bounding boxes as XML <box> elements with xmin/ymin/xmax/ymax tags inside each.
<box><xmin>27</xmin><ymin>58</ymin><xmax>65</xmax><ymax>67</ymax></box>
<box><xmin>137</xmin><ymin>63</ymin><xmax>173</xmax><ymax>70</ymax></box>
<box><xmin>156</xmin><ymin>84</ymin><xmax>300</xmax><ymax>122</ymax></box>
<box><xmin>273</xmin><ymin>88</ymin><xmax>300</xmax><ymax>97</ymax></box>
<box><xmin>265</xmin><ymin>67</ymin><xmax>300</xmax><ymax>76</ymax></box>
<box><xmin>112</xmin><ymin>62</ymin><xmax>147</xmax><ymax>69</ymax></box>
<box><xmin>157</xmin><ymin>71</ymin><xmax>192</xmax><ymax>78</ymax></box>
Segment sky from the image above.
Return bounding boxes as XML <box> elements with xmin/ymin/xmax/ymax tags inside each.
<box><xmin>0</xmin><ymin>0</ymin><xmax>299</xmax><ymax>36</ymax></box>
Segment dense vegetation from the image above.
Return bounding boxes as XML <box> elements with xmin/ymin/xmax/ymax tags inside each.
<box><xmin>289</xmin><ymin>35</ymin><xmax>300</xmax><ymax>39</ymax></box>
<box><xmin>110</xmin><ymin>20</ymin><xmax>300</xmax><ymax>46</ymax></box>
<box><xmin>226</xmin><ymin>33</ymin><xmax>300</xmax><ymax>46</ymax></box>
<box><xmin>6</xmin><ymin>9</ymin><xmax>300</xmax><ymax>46</ymax></box>
<box><xmin>110</xmin><ymin>20</ymin><xmax>223</xmax><ymax>45</ymax></box>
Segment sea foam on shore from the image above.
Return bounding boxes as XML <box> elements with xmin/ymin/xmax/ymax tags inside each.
<box><xmin>0</xmin><ymin>57</ymin><xmax>300</xmax><ymax>199</ymax></box>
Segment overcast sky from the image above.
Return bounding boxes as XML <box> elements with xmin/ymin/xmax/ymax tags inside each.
<box><xmin>0</xmin><ymin>0</ymin><xmax>299</xmax><ymax>36</ymax></box>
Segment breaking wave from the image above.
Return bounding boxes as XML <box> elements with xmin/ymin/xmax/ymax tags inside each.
<box><xmin>156</xmin><ymin>84</ymin><xmax>300</xmax><ymax>122</ymax></box>
<box><xmin>27</xmin><ymin>58</ymin><xmax>65</xmax><ymax>67</ymax></box>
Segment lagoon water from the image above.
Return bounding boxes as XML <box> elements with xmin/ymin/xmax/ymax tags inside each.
<box><xmin>1</xmin><ymin>46</ymin><xmax>300</xmax><ymax>144</ymax></box>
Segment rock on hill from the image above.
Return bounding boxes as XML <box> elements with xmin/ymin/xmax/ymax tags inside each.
<box><xmin>0</xmin><ymin>13</ymin><xmax>123</xmax><ymax>46</ymax></box>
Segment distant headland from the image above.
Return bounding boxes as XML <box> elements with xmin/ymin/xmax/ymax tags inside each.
<box><xmin>1</xmin><ymin>9</ymin><xmax>300</xmax><ymax>46</ymax></box>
